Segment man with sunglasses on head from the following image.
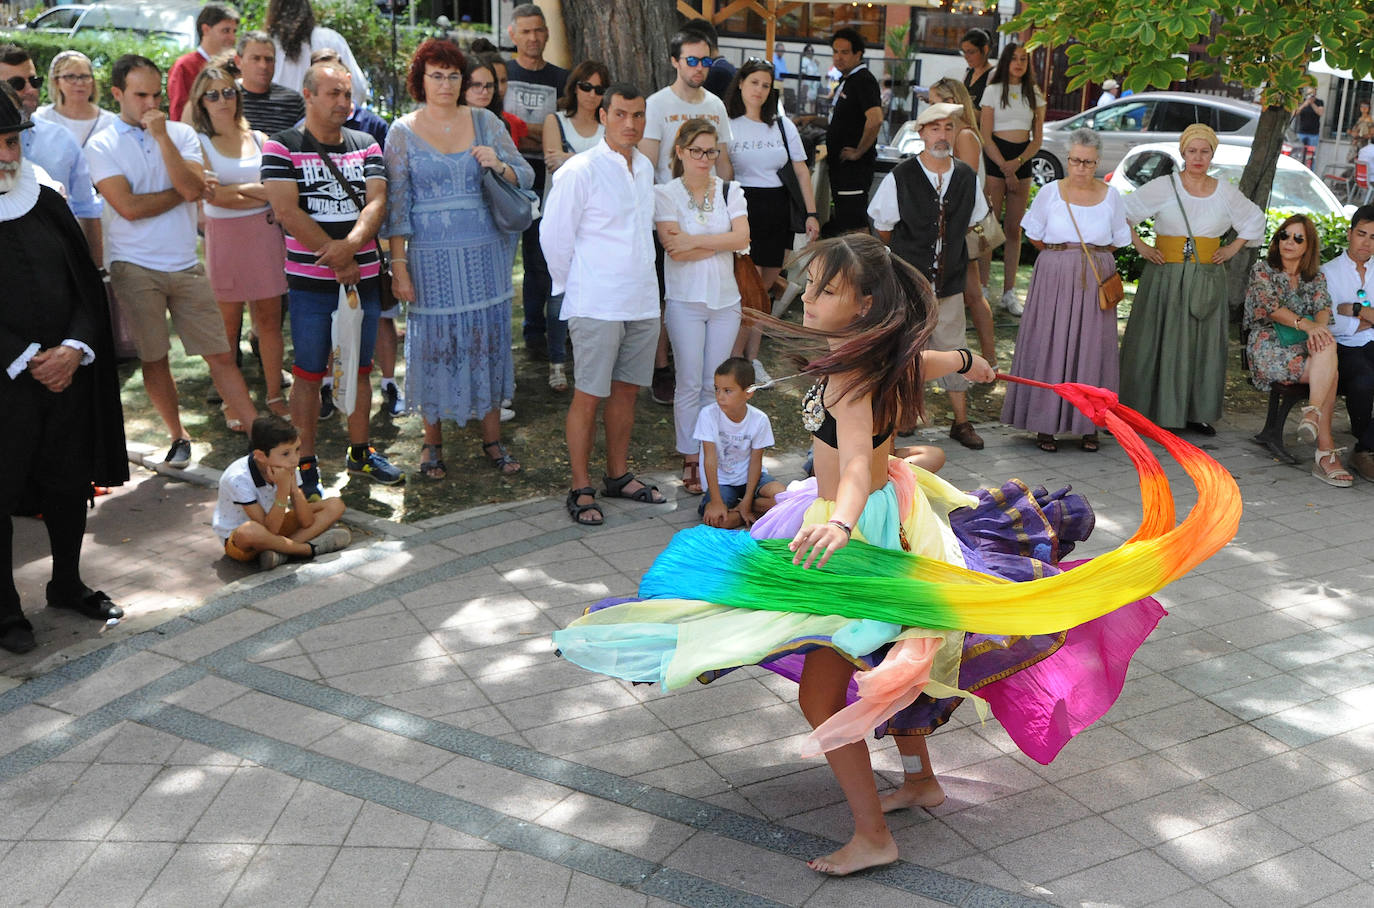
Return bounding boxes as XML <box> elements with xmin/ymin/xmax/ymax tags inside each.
<box><xmin>1322</xmin><ymin>204</ymin><xmax>1374</xmax><ymax>482</ymax></box>
<box><xmin>0</xmin><ymin>44</ymin><xmax>103</xmax><ymax>264</ymax></box>
<box><xmin>504</xmin><ymin>3</ymin><xmax>568</xmax><ymax>364</ymax></box>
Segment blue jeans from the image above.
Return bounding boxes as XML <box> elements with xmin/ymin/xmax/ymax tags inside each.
<box><xmin>289</xmin><ymin>282</ymin><xmax>381</xmax><ymax>380</ymax></box>
<box><xmin>1298</xmin><ymin>133</ymin><xmax>1319</xmax><ymax>149</ymax></box>
<box><xmin>699</xmin><ymin>469</ymin><xmax>778</xmax><ymax>515</ymax></box>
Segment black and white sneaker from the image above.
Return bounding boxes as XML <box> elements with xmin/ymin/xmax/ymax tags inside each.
<box><xmin>319</xmin><ymin>384</ymin><xmax>337</xmax><ymax>419</ymax></box>
<box><xmin>381</xmin><ymin>383</ymin><xmax>405</xmax><ymax>417</ymax></box>
<box><xmin>164</xmin><ymin>438</ymin><xmax>191</xmax><ymax>469</ymax></box>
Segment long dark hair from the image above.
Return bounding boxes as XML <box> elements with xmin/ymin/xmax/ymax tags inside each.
<box><xmin>266</xmin><ymin>0</ymin><xmax>315</xmax><ymax>63</ymax></box>
<box><xmin>723</xmin><ymin>58</ymin><xmax>778</xmax><ymax>123</ymax></box>
<box><xmin>748</xmin><ymin>234</ymin><xmax>935</xmax><ymax>432</ymax></box>
<box><xmin>1266</xmin><ymin>214</ymin><xmax>1321</xmax><ymax>281</ymax></box>
<box><xmin>558</xmin><ymin>59</ymin><xmax>611</xmax><ymax>114</ymax></box>
<box><xmin>990</xmin><ymin>42</ymin><xmax>1038</xmax><ymax>110</ymax></box>
<box><xmin>464</xmin><ymin>58</ymin><xmax>504</xmax><ymax>119</ymax></box>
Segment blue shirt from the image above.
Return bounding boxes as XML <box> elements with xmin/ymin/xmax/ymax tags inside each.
<box><xmin>21</xmin><ymin>117</ymin><xmax>101</xmax><ymax>219</ymax></box>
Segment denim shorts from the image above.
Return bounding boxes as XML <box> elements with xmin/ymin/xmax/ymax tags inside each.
<box><xmin>699</xmin><ymin>468</ymin><xmax>778</xmax><ymax>515</ymax></box>
<box><xmin>289</xmin><ymin>282</ymin><xmax>381</xmax><ymax>380</ymax></box>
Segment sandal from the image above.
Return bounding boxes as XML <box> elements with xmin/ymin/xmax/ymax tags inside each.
<box><xmin>682</xmin><ymin>459</ymin><xmax>703</xmax><ymax>495</ymax></box>
<box><xmin>1298</xmin><ymin>405</ymin><xmax>1320</xmax><ymax>444</ymax></box>
<box><xmin>549</xmin><ymin>363</ymin><xmax>569</xmax><ymax>392</ymax></box>
<box><xmin>1080</xmin><ymin>434</ymin><xmax>1100</xmax><ymax>452</ymax></box>
<box><xmin>603</xmin><ymin>471</ymin><xmax>666</xmax><ymax>504</ymax></box>
<box><xmin>221</xmin><ymin>402</ymin><xmax>246</xmax><ymax>433</ymax></box>
<box><xmin>266</xmin><ymin>396</ymin><xmax>291</xmax><ymax>420</ymax></box>
<box><xmin>1313</xmin><ymin>447</ymin><xmax>1354</xmax><ymax>487</ymax></box>
<box><xmin>1037</xmin><ymin>433</ymin><xmax>1058</xmax><ymax>453</ymax></box>
<box><xmin>482</xmin><ymin>440</ymin><xmax>522</xmax><ymax>475</ymax></box>
<box><xmin>418</xmin><ymin>443</ymin><xmax>446</xmax><ymax>480</ymax></box>
<box><xmin>566</xmin><ymin>487</ymin><xmax>603</xmax><ymax>526</ymax></box>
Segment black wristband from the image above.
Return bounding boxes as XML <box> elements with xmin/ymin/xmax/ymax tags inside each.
<box><xmin>806</xmin><ymin>211</ymin><xmax>817</xmax><ymax>218</ymax></box>
<box><xmin>956</xmin><ymin>348</ymin><xmax>974</xmax><ymax>374</ymax></box>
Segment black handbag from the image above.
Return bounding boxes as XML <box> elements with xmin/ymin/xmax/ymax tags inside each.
<box><xmin>774</xmin><ymin>117</ymin><xmax>809</xmax><ymax>234</ymax></box>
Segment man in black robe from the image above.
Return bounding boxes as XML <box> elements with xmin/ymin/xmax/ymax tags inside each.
<box><xmin>0</xmin><ymin>84</ymin><xmax>128</xmax><ymax>654</ymax></box>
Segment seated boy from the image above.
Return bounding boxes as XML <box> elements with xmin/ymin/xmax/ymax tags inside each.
<box><xmin>694</xmin><ymin>357</ymin><xmax>787</xmax><ymax>529</ymax></box>
<box><xmin>213</xmin><ymin>416</ymin><xmax>351</xmax><ymax>570</ymax></box>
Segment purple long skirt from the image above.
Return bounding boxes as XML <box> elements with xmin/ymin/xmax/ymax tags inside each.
<box><xmin>1001</xmin><ymin>248</ymin><xmax>1121</xmax><ymax>436</ymax></box>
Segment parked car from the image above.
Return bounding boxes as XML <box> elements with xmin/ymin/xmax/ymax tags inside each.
<box><xmin>1106</xmin><ymin>141</ymin><xmax>1355</xmax><ymax>220</ymax></box>
<box><xmin>14</xmin><ymin>3</ymin><xmax>199</xmax><ymax>49</ymax></box>
<box><xmin>1033</xmin><ymin>91</ymin><xmax>1277</xmax><ymax>188</ymax></box>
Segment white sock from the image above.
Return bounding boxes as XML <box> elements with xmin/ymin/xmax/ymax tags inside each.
<box><xmin>901</xmin><ymin>754</ymin><xmax>924</xmax><ymax>776</ymax></box>
<box><xmin>321</xmin><ymin>377</ymin><xmax>333</xmax><ymax>388</ymax></box>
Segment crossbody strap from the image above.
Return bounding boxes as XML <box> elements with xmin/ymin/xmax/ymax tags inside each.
<box><xmin>1167</xmin><ymin>173</ymin><xmax>1201</xmax><ymax>263</ymax></box>
<box><xmin>1062</xmin><ymin>191</ymin><xmax>1107</xmax><ymax>287</ymax></box>
<box><xmin>301</xmin><ymin>128</ymin><xmax>386</xmax><ymax>268</ymax></box>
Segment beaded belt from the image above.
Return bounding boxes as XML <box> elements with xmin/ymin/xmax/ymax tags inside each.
<box><xmin>1042</xmin><ymin>243</ymin><xmax>1114</xmax><ymax>252</ymax></box>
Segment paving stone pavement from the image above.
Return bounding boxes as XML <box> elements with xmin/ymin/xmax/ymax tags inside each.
<box><xmin>3</xmin><ymin>418</ymin><xmax>1372</xmax><ymax>907</ymax></box>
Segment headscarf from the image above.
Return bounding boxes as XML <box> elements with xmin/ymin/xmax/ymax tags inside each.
<box><xmin>1178</xmin><ymin>123</ymin><xmax>1218</xmax><ymax>154</ymax></box>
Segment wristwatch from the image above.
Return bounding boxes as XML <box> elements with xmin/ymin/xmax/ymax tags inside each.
<box><xmin>1354</xmin><ymin>301</ymin><xmax>1365</xmax><ymax>318</ymax></box>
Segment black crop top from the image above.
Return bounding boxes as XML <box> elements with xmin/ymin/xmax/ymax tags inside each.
<box><xmin>803</xmin><ymin>379</ymin><xmax>893</xmax><ymax>449</ymax></box>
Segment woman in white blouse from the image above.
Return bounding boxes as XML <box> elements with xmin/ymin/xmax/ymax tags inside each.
<box><xmin>35</xmin><ymin>51</ymin><xmax>118</xmax><ymax>146</ymax></box>
<box><xmin>1001</xmin><ymin>130</ymin><xmax>1132</xmax><ymax>452</ymax></box>
<box><xmin>655</xmin><ymin>118</ymin><xmax>750</xmax><ymax>496</ymax></box>
<box><xmin>1122</xmin><ymin>124</ymin><xmax>1266</xmax><ymax>433</ymax></box>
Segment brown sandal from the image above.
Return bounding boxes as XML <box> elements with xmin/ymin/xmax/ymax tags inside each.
<box><xmin>682</xmin><ymin>460</ymin><xmax>703</xmax><ymax>495</ymax></box>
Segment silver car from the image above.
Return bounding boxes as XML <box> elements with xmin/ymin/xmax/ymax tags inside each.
<box><xmin>1032</xmin><ymin>91</ymin><xmax>1266</xmax><ymax>187</ymax></box>
<box><xmin>17</xmin><ymin>3</ymin><xmax>200</xmax><ymax>49</ymax></box>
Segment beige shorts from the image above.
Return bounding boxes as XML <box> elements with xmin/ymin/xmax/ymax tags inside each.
<box><xmin>108</xmin><ymin>260</ymin><xmax>230</xmax><ymax>362</ymax></box>
<box><xmin>929</xmin><ymin>292</ymin><xmax>971</xmax><ymax>392</ymax></box>
<box><xmin>566</xmin><ymin>316</ymin><xmax>660</xmax><ymax>397</ymax></box>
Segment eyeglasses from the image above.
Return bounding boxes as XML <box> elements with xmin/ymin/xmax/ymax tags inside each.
<box><xmin>5</xmin><ymin>75</ymin><xmax>42</xmax><ymax>91</ymax></box>
<box><xmin>1067</xmin><ymin>156</ymin><xmax>1098</xmax><ymax>168</ymax></box>
<box><xmin>576</xmin><ymin>81</ymin><xmax>606</xmax><ymax>95</ymax></box>
<box><xmin>57</xmin><ymin>73</ymin><xmax>94</xmax><ymax>83</ymax></box>
<box><xmin>681</xmin><ymin>56</ymin><xmax>716</xmax><ymax>68</ymax></box>
<box><xmin>684</xmin><ymin>146</ymin><xmax>721</xmax><ymax>160</ymax></box>
<box><xmin>1276</xmin><ymin>229</ymin><xmax>1306</xmax><ymax>244</ymax></box>
<box><xmin>426</xmin><ymin>72</ymin><xmax>464</xmax><ymax>85</ymax></box>
<box><xmin>467</xmin><ymin>81</ymin><xmax>496</xmax><ymax>91</ymax></box>
<box><xmin>202</xmin><ymin>87</ymin><xmax>237</xmax><ymax>102</ymax></box>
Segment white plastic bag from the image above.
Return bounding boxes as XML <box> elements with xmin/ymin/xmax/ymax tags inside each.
<box><xmin>330</xmin><ymin>283</ymin><xmax>363</xmax><ymax>416</ymax></box>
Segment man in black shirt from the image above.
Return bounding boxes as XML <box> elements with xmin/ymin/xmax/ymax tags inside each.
<box><xmin>1294</xmin><ymin>87</ymin><xmax>1324</xmax><ymax>153</ymax></box>
<box><xmin>824</xmin><ymin>27</ymin><xmax>882</xmax><ymax>235</ymax></box>
<box><xmin>237</xmin><ymin>31</ymin><xmax>304</xmax><ymax>137</ymax></box>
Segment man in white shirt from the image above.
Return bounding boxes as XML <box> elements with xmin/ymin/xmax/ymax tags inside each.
<box><xmin>543</xmin><ymin>85</ymin><xmax>667</xmax><ymax>526</ymax></box>
<box><xmin>1321</xmin><ymin>204</ymin><xmax>1374</xmax><ymax>481</ymax></box>
<box><xmin>868</xmin><ymin>103</ymin><xmax>987</xmax><ymax>450</ymax></box>
<box><xmin>1357</xmin><ymin>140</ymin><xmax>1374</xmax><ymax>173</ymax></box>
<box><xmin>86</xmin><ymin>54</ymin><xmax>257</xmax><ymax>468</ymax></box>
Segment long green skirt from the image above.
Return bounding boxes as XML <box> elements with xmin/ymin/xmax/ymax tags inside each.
<box><xmin>1119</xmin><ymin>260</ymin><xmax>1229</xmax><ymax>426</ymax></box>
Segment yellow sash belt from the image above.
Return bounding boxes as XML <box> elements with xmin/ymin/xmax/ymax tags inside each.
<box><xmin>1155</xmin><ymin>234</ymin><xmax>1221</xmax><ymax>264</ymax></box>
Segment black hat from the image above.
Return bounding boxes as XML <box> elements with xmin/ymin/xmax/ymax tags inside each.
<box><xmin>0</xmin><ymin>82</ymin><xmax>34</xmax><ymax>135</ymax></box>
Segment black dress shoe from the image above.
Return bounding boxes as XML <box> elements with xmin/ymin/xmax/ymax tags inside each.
<box><xmin>47</xmin><ymin>584</ymin><xmax>124</xmax><ymax>621</ymax></box>
<box><xmin>1186</xmin><ymin>421</ymin><xmax>1217</xmax><ymax>436</ymax></box>
<box><xmin>0</xmin><ymin>621</ymin><xmax>36</xmax><ymax>654</ymax></box>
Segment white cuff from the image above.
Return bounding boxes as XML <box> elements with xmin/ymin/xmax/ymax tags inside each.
<box><xmin>62</xmin><ymin>339</ymin><xmax>96</xmax><ymax>366</ymax></box>
<box><xmin>7</xmin><ymin>342</ymin><xmax>40</xmax><ymax>380</ymax></box>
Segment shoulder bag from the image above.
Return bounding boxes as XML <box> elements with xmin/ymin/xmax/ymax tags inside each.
<box><xmin>475</xmin><ymin>110</ymin><xmax>539</xmax><ymax>234</ymax></box>
<box><xmin>1063</xmin><ymin>190</ymin><xmax>1124</xmax><ymax>310</ymax></box>
<box><xmin>723</xmin><ymin>181</ymin><xmax>771</xmax><ymax>313</ymax></box>
<box><xmin>300</xmin><ymin>128</ymin><xmax>394</xmax><ymax>311</ymax></box>
<box><xmin>774</xmin><ymin>117</ymin><xmax>809</xmax><ymax>234</ymax></box>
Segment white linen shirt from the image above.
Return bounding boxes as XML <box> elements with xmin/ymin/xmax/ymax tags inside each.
<box><xmin>1320</xmin><ymin>251</ymin><xmax>1374</xmax><ymax>347</ymax></box>
<box><xmin>85</xmin><ymin>118</ymin><xmax>202</xmax><ymax>272</ymax></box>
<box><xmin>541</xmin><ymin>139</ymin><xmax>658</xmax><ymax>321</ymax></box>
<box><xmin>1020</xmin><ymin>181</ymin><xmax>1132</xmax><ymax>247</ymax></box>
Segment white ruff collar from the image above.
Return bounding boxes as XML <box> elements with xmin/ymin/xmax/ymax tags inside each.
<box><xmin>0</xmin><ymin>158</ymin><xmax>41</xmax><ymax>222</ymax></box>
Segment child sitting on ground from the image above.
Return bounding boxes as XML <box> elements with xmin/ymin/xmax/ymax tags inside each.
<box><xmin>213</xmin><ymin>416</ymin><xmax>351</xmax><ymax>570</ymax></box>
<box><xmin>695</xmin><ymin>357</ymin><xmax>787</xmax><ymax>528</ymax></box>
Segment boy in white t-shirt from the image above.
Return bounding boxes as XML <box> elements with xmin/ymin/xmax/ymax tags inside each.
<box><xmin>213</xmin><ymin>416</ymin><xmax>350</xmax><ymax>570</ymax></box>
<box><xmin>693</xmin><ymin>358</ymin><xmax>786</xmax><ymax>528</ymax></box>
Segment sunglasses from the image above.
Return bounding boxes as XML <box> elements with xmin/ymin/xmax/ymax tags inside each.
<box><xmin>1276</xmin><ymin>229</ymin><xmax>1306</xmax><ymax>244</ymax></box>
<box><xmin>5</xmin><ymin>75</ymin><xmax>42</xmax><ymax>91</ymax></box>
<box><xmin>202</xmin><ymin>87</ymin><xmax>237</xmax><ymax>102</ymax></box>
<box><xmin>681</xmin><ymin>55</ymin><xmax>716</xmax><ymax>68</ymax></box>
<box><xmin>684</xmin><ymin>146</ymin><xmax>721</xmax><ymax>160</ymax></box>
<box><xmin>744</xmin><ymin>57</ymin><xmax>775</xmax><ymax>70</ymax></box>
<box><xmin>576</xmin><ymin>81</ymin><xmax>606</xmax><ymax>95</ymax></box>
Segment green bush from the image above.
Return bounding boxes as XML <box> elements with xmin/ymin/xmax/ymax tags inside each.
<box><xmin>19</xmin><ymin>31</ymin><xmax>182</xmax><ymax>109</ymax></box>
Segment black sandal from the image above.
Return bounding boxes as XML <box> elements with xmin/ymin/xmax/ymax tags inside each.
<box><xmin>1036</xmin><ymin>433</ymin><xmax>1058</xmax><ymax>453</ymax></box>
<box><xmin>566</xmin><ymin>487</ymin><xmax>603</xmax><ymax>526</ymax></box>
<box><xmin>482</xmin><ymin>440</ymin><xmax>522</xmax><ymax>475</ymax></box>
<box><xmin>419</xmin><ymin>443</ymin><xmax>446</xmax><ymax>480</ymax></box>
<box><xmin>1080</xmin><ymin>434</ymin><xmax>1100</xmax><ymax>452</ymax></box>
<box><xmin>603</xmin><ymin>471</ymin><xmax>665</xmax><ymax>503</ymax></box>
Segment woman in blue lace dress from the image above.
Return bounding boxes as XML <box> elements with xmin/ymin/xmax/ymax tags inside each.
<box><xmin>386</xmin><ymin>40</ymin><xmax>534</xmax><ymax>478</ymax></box>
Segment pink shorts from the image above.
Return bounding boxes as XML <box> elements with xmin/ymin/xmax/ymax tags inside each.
<box><xmin>205</xmin><ymin>211</ymin><xmax>289</xmax><ymax>302</ymax></box>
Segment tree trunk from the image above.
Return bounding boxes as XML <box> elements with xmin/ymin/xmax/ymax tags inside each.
<box><xmin>561</xmin><ymin>0</ymin><xmax>679</xmax><ymax>99</ymax></box>
<box><xmin>1226</xmin><ymin>105</ymin><xmax>1289</xmax><ymax>317</ymax></box>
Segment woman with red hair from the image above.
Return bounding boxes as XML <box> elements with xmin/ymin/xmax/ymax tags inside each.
<box><xmin>385</xmin><ymin>39</ymin><xmax>534</xmax><ymax>479</ymax></box>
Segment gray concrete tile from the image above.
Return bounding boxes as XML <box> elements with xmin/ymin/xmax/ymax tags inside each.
<box><xmin>165</xmin><ymin>740</ymin><xmax>246</xmax><ymax>766</ymax></box>
<box><xmin>1254</xmin><ymin>695</ymin><xmax>1372</xmax><ymax>747</ymax></box>
<box><xmin>1128</xmin><ymin>630</ymin><xmax>1235</xmax><ymax>676</ymax></box>
<box><xmin>161</xmin><ymin>675</ymin><xmax>252</xmax><ymax>712</ymax></box>
<box><xmin>1055</xmin><ymin>753</ymin><xmax>1198</xmax><ymax>814</ymax></box>
<box><xmin>1206</xmin><ymin>673</ymin><xmax>1326</xmax><ymax>721</ymax></box>
<box><xmin>1299</xmin><ymin>722</ymin><xmax>1374</xmax><ymax>775</ymax></box>
<box><xmin>564</xmin><ymin>870</ymin><xmax>651</xmax><ymax>908</ymax></box>
<box><xmin>1163</xmin><ymin>651</ymin><xmax>1281</xmax><ymax>697</ymax></box>
<box><xmin>406</xmin><ymin>591</ymin><xmax>541</xmax><ymax>632</ymax></box>
<box><xmin>309</xmin><ymin>846</ymin><xmax>418</xmax><ymax>907</ymax></box>
<box><xmin>295</xmin><ymin>608</ymin><xmax>429</xmax><ymax>653</ymax></box>
<box><xmin>939</xmin><ymin>783</ymin><xmax>1091</xmax><ymax>851</ymax></box>
<box><xmin>138</xmin><ymin>842</ymin><xmax>257</xmax><ymax>908</ymax></box>
<box><xmin>0</xmin><ymin>840</ymin><xmax>96</xmax><ymax>905</ymax></box>
<box><xmin>564</xmin><ymin>729</ymin><xmax>699</xmax><ymax>779</ymax></box>
<box><xmin>50</xmin><ymin>840</ymin><xmax>174</xmax><ymax>907</ymax></box>
<box><xmin>47</xmin><ymin>722</ymin><xmax>121</xmax><ymax>762</ymax></box>
<box><xmin>429</xmin><ymin>611</ymin><xmax>562</xmax><ymax>657</ymax></box>
<box><xmin>1114</xmin><ymin>698</ymin><xmax>1240</xmax><ymax>751</ymax></box>
<box><xmin>663</xmin><ymin>831</ymin><xmax>825</xmax><ymax>905</ymax></box>
<box><xmin>420</xmin><ymin>822</ymin><xmax>500</xmax><ymax>851</ymax></box>
<box><xmin>1206</xmin><ymin>611</ymin><xmax>1316</xmax><ymax>650</ymax></box>
<box><xmin>1158</xmin><ymin>724</ymin><xmax>1290</xmax><ymax>779</ymax></box>
<box><xmin>36</xmin><ymin>651</ymin><xmax>182</xmax><ymax>715</ymax></box>
<box><xmin>480</xmin><ymin>850</ymin><xmax>572</xmax><ymax>908</ymax></box>
<box><xmin>394</xmin><ymin>848</ymin><xmax>496</xmax><ymax>906</ymax></box>
<box><xmin>0</xmin><ymin>761</ymin><xmax>87</xmax><ymax>839</ymax></box>
<box><xmin>91</xmin><ymin>723</ymin><xmax>186</xmax><ymax>764</ymax></box>
<box><xmin>418</xmin><ymin>755</ymin><xmax>574</xmax><ymax>822</ymax></box>
<box><xmin>1045</xmin><ymin>847</ymin><xmax>1195</xmax><ymax>906</ymax></box>
<box><xmin>306</xmin><ymin>723</ymin><xmax>454</xmax><ymax>783</ymax></box>
<box><xmin>342</xmin><ymin>802</ymin><xmax>432</xmax><ymax>848</ymax></box>
<box><xmin>186</xmin><ymin>765</ymin><xmax>300</xmax><ymax>843</ymax></box>
<box><xmin>1142</xmin><ymin>884</ymin><xmax>1231</xmax><ymax>907</ymax></box>
<box><xmin>1249</xmin><ymin>628</ymin><xmax>1364</xmax><ymax>671</ymax></box>
<box><xmin>1310</xmin><ymin>882</ymin><xmax>1374</xmax><ymax>908</ymax></box>
<box><xmin>256</xmin><ymin>654</ymin><xmax>323</xmax><ymax>680</ymax></box>
<box><xmin>325</xmin><ymin>654</ymin><xmax>465</xmax><ymax>698</ymax></box>
<box><xmin>266</xmin><ymin>779</ymin><xmax>364</xmax><ymax>845</ymax></box>
<box><xmin>1258</xmin><ymin>780</ymin><xmax>1374</xmax><ymax>843</ymax></box>
<box><xmin>224</xmin><ymin>844</ymin><xmax>337</xmax><ymax>907</ymax></box>
<box><xmin>308</xmin><ymin>631</ymin><xmax>450</xmax><ymax>678</ymax></box>
<box><xmin>498</xmin><ymin>677</ymin><xmax>643</xmax><ymax>732</ymax></box>
<box><xmin>638</xmin><ymin>677</ymin><xmax>783</xmax><ymax>729</ymax></box>
<box><xmin>633</xmin><ymin>756</ymin><xmax>735</xmax><ymax>799</ymax></box>
<box><xmin>522</xmin><ymin>703</ymin><xmax>671</xmax><ymax>757</ymax></box>
<box><xmin>377</xmin><ymin>678</ymin><xmax>486</xmax><ymax>718</ymax></box>
<box><xmin>1154</xmin><ymin>814</ymin><xmax>1301</xmax><ymax>883</ymax></box>
<box><xmin>0</xmin><ymin>704</ymin><xmax>71</xmax><ymax>758</ymax></box>
<box><xmin>251</xmin><ymin>572</ymin><xmax>373</xmax><ymax>619</ymax></box>
<box><xmin>208</xmin><ymin>690</ymin><xmax>349</xmax><ymax>747</ymax></box>
<box><xmin>1209</xmin><ymin>846</ymin><xmax>1357</xmax><ymax>907</ymax></box>
<box><xmin>1019</xmin><ymin>724</ymin><xmax>1149</xmax><ymax>784</ymax></box>
<box><xmin>26</xmin><ymin>762</ymin><xmax>162</xmax><ymax>840</ymax></box>
<box><xmin>1102</xmin><ymin>781</ymin><xmax>1249</xmax><ymax>847</ymax></box>
<box><xmin>149</xmin><ymin>608</ymin><xmax>280</xmax><ymax>662</ymax></box>
<box><xmin>989</xmin><ymin>815</ymin><xmax>1140</xmax><ymax>886</ymax></box>
<box><xmin>1290</xmin><ymin>650</ymin><xmax>1374</xmax><ymax>695</ymax></box>
<box><xmin>674</xmin><ymin>702</ymin><xmax>812</xmax><ymax>759</ymax></box>
<box><xmin>107</xmin><ymin>765</ymin><xmax>234</xmax><ymax>841</ymax></box>
<box><xmin>468</xmin><ymin>656</ymin><xmax>611</xmax><ymax>703</ymax></box>
<box><xmin>537</xmin><ymin>792</ymin><xmax>694</xmax><ymax>863</ymax></box>
<box><xmin>1207</xmin><ymin>750</ymin><xmax>1343</xmax><ymax>811</ymax></box>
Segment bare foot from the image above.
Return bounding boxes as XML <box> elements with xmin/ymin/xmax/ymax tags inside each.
<box><xmin>806</xmin><ymin>832</ymin><xmax>899</xmax><ymax>876</ymax></box>
<box><xmin>879</xmin><ymin>776</ymin><xmax>946</xmax><ymax>812</ymax></box>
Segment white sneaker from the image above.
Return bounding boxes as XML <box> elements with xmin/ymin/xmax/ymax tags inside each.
<box><xmin>501</xmin><ymin>397</ymin><xmax>512</xmax><ymax>408</ymax></box>
<box><xmin>752</xmin><ymin>359</ymin><xmax>773</xmax><ymax>386</ymax></box>
<box><xmin>310</xmin><ymin>527</ymin><xmax>352</xmax><ymax>558</ymax></box>
<box><xmin>500</xmin><ymin>407</ymin><xmax>515</xmax><ymax>422</ymax></box>
<box><xmin>1001</xmin><ymin>289</ymin><xmax>1024</xmax><ymax>316</ymax></box>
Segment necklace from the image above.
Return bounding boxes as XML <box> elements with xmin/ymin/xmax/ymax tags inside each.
<box><xmin>684</xmin><ymin>176</ymin><xmax>715</xmax><ymax>223</ymax></box>
<box><xmin>800</xmin><ymin>378</ymin><xmax>828</xmax><ymax>432</ymax></box>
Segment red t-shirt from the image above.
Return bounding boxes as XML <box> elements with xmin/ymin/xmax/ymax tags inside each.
<box><xmin>501</xmin><ymin>111</ymin><xmax>529</xmax><ymax>146</ymax></box>
<box><xmin>167</xmin><ymin>50</ymin><xmax>208</xmax><ymax>122</ymax></box>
